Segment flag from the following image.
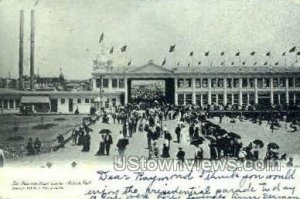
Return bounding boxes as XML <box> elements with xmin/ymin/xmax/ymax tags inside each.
<box><xmin>264</xmin><ymin>61</ymin><xmax>268</xmax><ymax>65</ymax></box>
<box><xmin>120</xmin><ymin>45</ymin><xmax>127</xmax><ymax>52</ymax></box>
<box><xmin>189</xmin><ymin>51</ymin><xmax>194</xmax><ymax>56</ymax></box>
<box><xmin>128</xmin><ymin>60</ymin><xmax>132</xmax><ymax>66</ymax></box>
<box><xmin>250</xmin><ymin>51</ymin><xmax>255</xmax><ymax>56</ymax></box>
<box><xmin>205</xmin><ymin>51</ymin><xmax>209</xmax><ymax>56</ymax></box>
<box><xmin>198</xmin><ymin>61</ymin><xmax>201</xmax><ymax>65</ymax></box>
<box><xmin>254</xmin><ymin>62</ymin><xmax>257</xmax><ymax>66</ymax></box>
<box><xmin>162</xmin><ymin>58</ymin><xmax>166</xmax><ymax>66</ymax></box>
<box><xmin>289</xmin><ymin>46</ymin><xmax>296</xmax><ymax>53</ymax></box>
<box><xmin>169</xmin><ymin>45</ymin><xmax>175</xmax><ymax>52</ymax></box>
<box><xmin>235</xmin><ymin>52</ymin><xmax>240</xmax><ymax>56</ymax></box>
<box><xmin>275</xmin><ymin>62</ymin><xmax>279</xmax><ymax>66</ymax></box>
<box><xmin>99</xmin><ymin>33</ymin><xmax>104</xmax><ymax>43</ymax></box>
<box><xmin>282</xmin><ymin>52</ymin><xmax>286</xmax><ymax>56</ymax></box>
<box><xmin>220</xmin><ymin>52</ymin><xmax>225</xmax><ymax>56</ymax></box>
<box><xmin>266</xmin><ymin>52</ymin><xmax>271</xmax><ymax>56</ymax></box>
<box><xmin>297</xmin><ymin>52</ymin><xmax>300</xmax><ymax>56</ymax></box>
<box><xmin>109</xmin><ymin>47</ymin><xmax>114</xmax><ymax>54</ymax></box>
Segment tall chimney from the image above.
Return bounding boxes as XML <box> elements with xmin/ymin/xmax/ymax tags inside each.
<box><xmin>18</xmin><ymin>10</ymin><xmax>24</xmax><ymax>90</ymax></box>
<box><xmin>30</xmin><ymin>10</ymin><xmax>35</xmax><ymax>90</ymax></box>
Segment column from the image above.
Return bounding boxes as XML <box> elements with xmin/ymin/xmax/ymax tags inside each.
<box><xmin>208</xmin><ymin>78</ymin><xmax>212</xmax><ymax>105</ymax></box>
<box><xmin>254</xmin><ymin>78</ymin><xmax>258</xmax><ymax>104</ymax></box>
<box><xmin>92</xmin><ymin>78</ymin><xmax>97</xmax><ymax>91</ymax></box>
<box><xmin>174</xmin><ymin>78</ymin><xmax>178</xmax><ymax>105</ymax></box>
<box><xmin>285</xmin><ymin>78</ymin><xmax>289</xmax><ymax>105</ymax></box>
<box><xmin>223</xmin><ymin>78</ymin><xmax>227</xmax><ymax>105</ymax></box>
<box><xmin>124</xmin><ymin>78</ymin><xmax>128</xmax><ymax>104</ymax></box>
<box><xmin>200</xmin><ymin>94</ymin><xmax>203</xmax><ymax>107</ymax></box>
<box><xmin>239</xmin><ymin>78</ymin><xmax>242</xmax><ymax>107</ymax></box>
<box><xmin>192</xmin><ymin>78</ymin><xmax>196</xmax><ymax>105</ymax></box>
<box><xmin>247</xmin><ymin>93</ymin><xmax>250</xmax><ymax>106</ymax></box>
<box><xmin>270</xmin><ymin>77</ymin><xmax>274</xmax><ymax>105</ymax></box>
<box><xmin>294</xmin><ymin>93</ymin><xmax>296</xmax><ymax>104</ymax></box>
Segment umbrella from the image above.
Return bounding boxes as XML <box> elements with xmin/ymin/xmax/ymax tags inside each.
<box><xmin>227</xmin><ymin>132</ymin><xmax>241</xmax><ymax>139</ymax></box>
<box><xmin>190</xmin><ymin>137</ymin><xmax>205</xmax><ymax>146</ymax></box>
<box><xmin>268</xmin><ymin>143</ymin><xmax>280</xmax><ymax>149</ymax></box>
<box><xmin>99</xmin><ymin>129</ymin><xmax>111</xmax><ymax>134</ymax></box>
<box><xmin>253</xmin><ymin>139</ymin><xmax>264</xmax><ymax>148</ymax></box>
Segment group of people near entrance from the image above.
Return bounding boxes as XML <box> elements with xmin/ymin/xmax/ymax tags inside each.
<box><xmin>26</xmin><ymin>137</ymin><xmax>42</xmax><ymax>155</ymax></box>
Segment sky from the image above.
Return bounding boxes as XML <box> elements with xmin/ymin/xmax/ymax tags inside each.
<box><xmin>1</xmin><ymin>0</ymin><xmax>300</xmax><ymax>79</ymax></box>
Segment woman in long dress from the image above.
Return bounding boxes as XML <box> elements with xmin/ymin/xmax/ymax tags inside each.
<box><xmin>96</xmin><ymin>135</ymin><xmax>106</xmax><ymax>156</ymax></box>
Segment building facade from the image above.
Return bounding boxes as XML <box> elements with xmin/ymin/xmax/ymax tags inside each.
<box><xmin>91</xmin><ymin>60</ymin><xmax>300</xmax><ymax>108</ymax></box>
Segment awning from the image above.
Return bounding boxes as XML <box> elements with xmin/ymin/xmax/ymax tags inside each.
<box><xmin>20</xmin><ymin>96</ymin><xmax>50</xmax><ymax>104</ymax></box>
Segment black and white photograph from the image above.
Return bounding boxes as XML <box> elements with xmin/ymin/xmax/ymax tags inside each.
<box><xmin>0</xmin><ymin>0</ymin><xmax>300</xmax><ymax>198</ymax></box>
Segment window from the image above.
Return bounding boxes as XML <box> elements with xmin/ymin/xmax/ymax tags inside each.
<box><xmin>233</xmin><ymin>78</ymin><xmax>239</xmax><ymax>88</ymax></box>
<box><xmin>249</xmin><ymin>78</ymin><xmax>254</xmax><ymax>88</ymax></box>
<box><xmin>296</xmin><ymin>78</ymin><xmax>300</xmax><ymax>87</ymax></box>
<box><xmin>178</xmin><ymin>94</ymin><xmax>184</xmax><ymax>105</ymax></box>
<box><xmin>61</xmin><ymin>98</ymin><xmax>65</xmax><ymax>104</ymax></box>
<box><xmin>226</xmin><ymin>79</ymin><xmax>232</xmax><ymax>88</ymax></box>
<box><xmin>9</xmin><ymin>99</ymin><xmax>14</xmax><ymax>109</ymax></box>
<box><xmin>178</xmin><ymin>79</ymin><xmax>184</xmax><ymax>88</ymax></box>
<box><xmin>211</xmin><ymin>79</ymin><xmax>217</xmax><ymax>88</ymax></box>
<box><xmin>103</xmin><ymin>79</ymin><xmax>109</xmax><ymax>88</ymax></box>
<box><xmin>3</xmin><ymin>100</ymin><xmax>8</xmax><ymax>109</ymax></box>
<box><xmin>257</xmin><ymin>78</ymin><xmax>263</xmax><ymax>88</ymax></box>
<box><xmin>249</xmin><ymin>93</ymin><xmax>255</xmax><ymax>105</ymax></box>
<box><xmin>279</xmin><ymin>78</ymin><xmax>285</xmax><ymax>87</ymax></box>
<box><xmin>185</xmin><ymin>79</ymin><xmax>192</xmax><ymax>88</ymax></box>
<box><xmin>218</xmin><ymin>94</ymin><xmax>223</xmax><ymax>105</ymax></box>
<box><xmin>202</xmin><ymin>94</ymin><xmax>208</xmax><ymax>105</ymax></box>
<box><xmin>105</xmin><ymin>99</ymin><xmax>110</xmax><ymax>108</ymax></box>
<box><xmin>218</xmin><ymin>79</ymin><xmax>224</xmax><ymax>87</ymax></box>
<box><xmin>196</xmin><ymin>94</ymin><xmax>201</xmax><ymax>105</ymax></box>
<box><xmin>242</xmin><ymin>94</ymin><xmax>247</xmax><ymax>105</ymax></box>
<box><xmin>0</xmin><ymin>100</ymin><xmax>2</xmax><ymax>108</ymax></box>
<box><xmin>211</xmin><ymin>94</ymin><xmax>217</xmax><ymax>104</ymax></box>
<box><xmin>112</xmin><ymin>98</ymin><xmax>116</xmax><ymax>106</ymax></box>
<box><xmin>233</xmin><ymin>94</ymin><xmax>239</xmax><ymax>104</ymax></box>
<box><xmin>195</xmin><ymin>79</ymin><xmax>201</xmax><ymax>88</ymax></box>
<box><xmin>112</xmin><ymin>79</ymin><xmax>118</xmax><ymax>88</ymax></box>
<box><xmin>77</xmin><ymin>99</ymin><xmax>81</xmax><ymax>104</ymax></box>
<box><xmin>202</xmin><ymin>79</ymin><xmax>208</xmax><ymax>88</ymax></box>
<box><xmin>96</xmin><ymin>79</ymin><xmax>101</xmax><ymax>88</ymax></box>
<box><xmin>227</xmin><ymin>94</ymin><xmax>232</xmax><ymax>104</ymax></box>
<box><xmin>273</xmin><ymin>78</ymin><xmax>278</xmax><ymax>87</ymax></box>
<box><xmin>288</xmin><ymin>78</ymin><xmax>294</xmax><ymax>88</ymax></box>
<box><xmin>264</xmin><ymin>78</ymin><xmax>270</xmax><ymax>88</ymax></box>
<box><xmin>119</xmin><ymin>79</ymin><xmax>125</xmax><ymax>88</ymax></box>
<box><xmin>91</xmin><ymin>98</ymin><xmax>94</xmax><ymax>103</ymax></box>
<box><xmin>85</xmin><ymin>98</ymin><xmax>90</xmax><ymax>103</ymax></box>
<box><xmin>242</xmin><ymin>78</ymin><xmax>248</xmax><ymax>88</ymax></box>
<box><xmin>185</xmin><ymin>94</ymin><xmax>192</xmax><ymax>104</ymax></box>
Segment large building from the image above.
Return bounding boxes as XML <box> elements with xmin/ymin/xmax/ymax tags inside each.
<box><xmin>91</xmin><ymin>56</ymin><xmax>300</xmax><ymax>109</ymax></box>
<box><xmin>1</xmin><ymin>50</ymin><xmax>300</xmax><ymax>114</ymax></box>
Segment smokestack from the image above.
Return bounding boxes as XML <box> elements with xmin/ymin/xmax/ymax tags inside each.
<box><xmin>18</xmin><ymin>10</ymin><xmax>24</xmax><ymax>90</ymax></box>
<box><xmin>30</xmin><ymin>10</ymin><xmax>35</xmax><ymax>90</ymax></box>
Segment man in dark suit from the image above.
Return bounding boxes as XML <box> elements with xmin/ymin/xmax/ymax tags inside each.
<box><xmin>104</xmin><ymin>132</ymin><xmax>113</xmax><ymax>155</ymax></box>
<box><xmin>175</xmin><ymin>124</ymin><xmax>181</xmax><ymax>143</ymax></box>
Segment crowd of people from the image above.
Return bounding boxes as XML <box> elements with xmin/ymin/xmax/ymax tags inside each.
<box><xmin>17</xmin><ymin>100</ymin><xmax>299</xmax><ymax>169</ymax></box>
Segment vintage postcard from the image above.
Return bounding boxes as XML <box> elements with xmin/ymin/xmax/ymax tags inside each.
<box><xmin>0</xmin><ymin>0</ymin><xmax>300</xmax><ymax>198</ymax></box>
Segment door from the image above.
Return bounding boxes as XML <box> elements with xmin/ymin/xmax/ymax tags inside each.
<box><xmin>69</xmin><ymin>99</ymin><xmax>73</xmax><ymax>112</ymax></box>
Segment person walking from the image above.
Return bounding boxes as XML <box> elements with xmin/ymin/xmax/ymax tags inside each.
<box><xmin>175</xmin><ymin>124</ymin><xmax>181</xmax><ymax>143</ymax></box>
<box><xmin>104</xmin><ymin>132</ymin><xmax>113</xmax><ymax>155</ymax></box>
<box><xmin>34</xmin><ymin>137</ymin><xmax>42</xmax><ymax>154</ymax></box>
<box><xmin>0</xmin><ymin>148</ymin><xmax>5</xmax><ymax>168</ymax></box>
